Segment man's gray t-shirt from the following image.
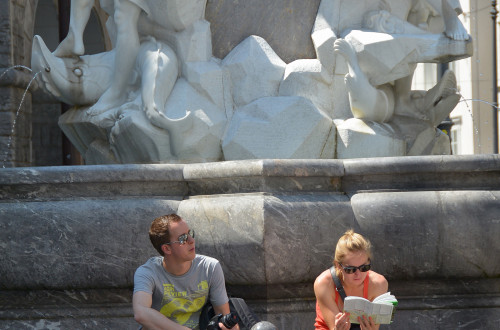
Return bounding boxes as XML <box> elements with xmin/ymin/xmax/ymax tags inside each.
<box><xmin>134</xmin><ymin>254</ymin><xmax>229</xmax><ymax>329</ymax></box>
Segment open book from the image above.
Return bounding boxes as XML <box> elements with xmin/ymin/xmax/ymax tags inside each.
<box><xmin>343</xmin><ymin>292</ymin><xmax>398</xmax><ymax>324</ymax></box>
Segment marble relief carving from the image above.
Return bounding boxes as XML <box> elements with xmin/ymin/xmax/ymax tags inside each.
<box><xmin>31</xmin><ymin>0</ymin><xmax>472</xmax><ymax>163</ymax></box>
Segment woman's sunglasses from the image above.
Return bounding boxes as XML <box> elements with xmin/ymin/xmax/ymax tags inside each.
<box><xmin>339</xmin><ymin>263</ymin><xmax>371</xmax><ymax>274</ymax></box>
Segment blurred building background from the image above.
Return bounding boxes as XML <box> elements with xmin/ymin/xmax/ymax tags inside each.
<box><xmin>413</xmin><ymin>0</ymin><xmax>499</xmax><ymax>155</ymax></box>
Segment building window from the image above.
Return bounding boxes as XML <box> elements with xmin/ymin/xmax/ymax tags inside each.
<box><xmin>451</xmin><ymin>117</ymin><xmax>462</xmax><ymax>155</ymax></box>
<box><xmin>412</xmin><ymin>63</ymin><xmax>437</xmax><ymax>91</ymax></box>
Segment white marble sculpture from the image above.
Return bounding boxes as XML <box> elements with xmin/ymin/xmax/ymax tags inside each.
<box><xmin>332</xmin><ymin>0</ymin><xmax>469</xmax><ymax>157</ymax></box>
<box><xmin>31</xmin><ymin>0</ymin><xmax>473</xmax><ymax>163</ymax></box>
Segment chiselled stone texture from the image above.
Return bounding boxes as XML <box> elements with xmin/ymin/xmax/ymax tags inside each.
<box><xmin>222</xmin><ymin>96</ymin><xmax>335</xmax><ymax>160</ymax></box>
<box><xmin>10</xmin><ymin>0</ymin><xmax>36</xmax><ymax>67</ymax></box>
<box><xmin>1</xmin><ymin>156</ymin><xmax>500</xmax><ymax>328</ymax></box>
<box><xmin>0</xmin><ymin>0</ymin><xmax>37</xmax><ymax>167</ymax></box>
<box><xmin>206</xmin><ymin>0</ymin><xmax>321</xmax><ymax>64</ymax></box>
<box><xmin>222</xmin><ymin>36</ymin><xmax>286</xmax><ymax>109</ymax></box>
<box><xmin>0</xmin><ymin>1</ymin><xmax>11</xmax><ymax>65</ymax></box>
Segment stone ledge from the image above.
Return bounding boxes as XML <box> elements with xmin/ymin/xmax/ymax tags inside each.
<box><xmin>343</xmin><ymin>154</ymin><xmax>500</xmax><ymax>176</ymax></box>
<box><xmin>0</xmin><ymin>164</ymin><xmax>185</xmax><ymax>184</ymax></box>
<box><xmin>2</xmin><ymin>288</ymin><xmax>499</xmax><ymax>329</ymax></box>
<box><xmin>1</xmin><ymin>156</ymin><xmax>499</xmax><ymax>328</ymax></box>
<box><xmin>183</xmin><ymin>159</ymin><xmax>344</xmax><ymax>179</ymax></box>
<box><xmin>1</xmin><ymin>155</ymin><xmax>499</xmax><ymax>200</ymax></box>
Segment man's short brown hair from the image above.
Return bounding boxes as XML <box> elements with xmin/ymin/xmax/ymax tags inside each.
<box><xmin>149</xmin><ymin>214</ymin><xmax>183</xmax><ymax>255</ymax></box>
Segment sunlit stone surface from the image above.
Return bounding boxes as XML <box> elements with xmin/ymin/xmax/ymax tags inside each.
<box><xmin>1</xmin><ymin>156</ymin><xmax>499</xmax><ymax>328</ymax></box>
<box><xmin>31</xmin><ymin>0</ymin><xmax>472</xmax><ymax>164</ymax></box>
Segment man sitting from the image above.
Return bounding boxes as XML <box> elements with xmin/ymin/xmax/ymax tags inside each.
<box><xmin>133</xmin><ymin>214</ymin><xmax>239</xmax><ymax>330</ymax></box>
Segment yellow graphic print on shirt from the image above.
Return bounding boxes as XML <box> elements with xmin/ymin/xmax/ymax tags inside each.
<box><xmin>160</xmin><ymin>281</ymin><xmax>209</xmax><ymax>328</ymax></box>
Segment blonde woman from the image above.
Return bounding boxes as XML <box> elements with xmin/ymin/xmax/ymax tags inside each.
<box><xmin>314</xmin><ymin>230</ymin><xmax>388</xmax><ymax>330</ymax></box>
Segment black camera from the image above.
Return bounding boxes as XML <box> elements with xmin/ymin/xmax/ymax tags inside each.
<box><xmin>206</xmin><ymin>311</ymin><xmax>239</xmax><ymax>330</ymax></box>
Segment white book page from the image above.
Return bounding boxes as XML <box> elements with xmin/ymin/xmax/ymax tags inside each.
<box><xmin>344</xmin><ymin>295</ymin><xmax>395</xmax><ymax>324</ymax></box>
<box><xmin>373</xmin><ymin>292</ymin><xmax>396</xmax><ymax>303</ymax></box>
<box><xmin>344</xmin><ymin>298</ymin><xmax>370</xmax><ymax>324</ymax></box>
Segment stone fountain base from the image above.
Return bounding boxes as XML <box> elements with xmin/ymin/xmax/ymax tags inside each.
<box><xmin>1</xmin><ymin>155</ymin><xmax>499</xmax><ymax>329</ymax></box>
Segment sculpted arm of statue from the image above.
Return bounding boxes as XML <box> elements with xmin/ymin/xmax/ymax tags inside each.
<box><xmin>333</xmin><ymin>38</ymin><xmax>395</xmax><ymax>123</ymax></box>
<box><xmin>53</xmin><ymin>0</ymin><xmax>94</xmax><ymax>57</ymax></box>
<box><xmin>132</xmin><ymin>291</ymin><xmax>190</xmax><ymax>330</ymax></box>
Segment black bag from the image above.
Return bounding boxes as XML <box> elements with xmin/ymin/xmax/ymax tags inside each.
<box><xmin>330</xmin><ymin>266</ymin><xmax>361</xmax><ymax>330</ymax></box>
<box><xmin>199</xmin><ymin>297</ymin><xmax>261</xmax><ymax>330</ymax></box>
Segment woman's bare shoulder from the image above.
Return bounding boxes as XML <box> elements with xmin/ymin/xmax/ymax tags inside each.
<box><xmin>370</xmin><ymin>270</ymin><xmax>387</xmax><ymax>283</ymax></box>
<box><xmin>369</xmin><ymin>270</ymin><xmax>389</xmax><ymax>296</ymax></box>
<box><xmin>314</xmin><ymin>269</ymin><xmax>333</xmax><ymax>289</ymax></box>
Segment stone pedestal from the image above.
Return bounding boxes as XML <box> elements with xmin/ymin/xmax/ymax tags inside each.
<box><xmin>1</xmin><ymin>155</ymin><xmax>500</xmax><ymax>329</ymax></box>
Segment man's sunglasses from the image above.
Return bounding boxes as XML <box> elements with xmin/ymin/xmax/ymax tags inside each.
<box><xmin>339</xmin><ymin>263</ymin><xmax>371</xmax><ymax>274</ymax></box>
<box><xmin>164</xmin><ymin>229</ymin><xmax>195</xmax><ymax>245</ymax></box>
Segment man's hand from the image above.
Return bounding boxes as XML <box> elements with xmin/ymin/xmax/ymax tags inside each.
<box><xmin>219</xmin><ymin>323</ymin><xmax>240</xmax><ymax>330</ymax></box>
<box><xmin>213</xmin><ymin>302</ymin><xmax>240</xmax><ymax>330</ymax></box>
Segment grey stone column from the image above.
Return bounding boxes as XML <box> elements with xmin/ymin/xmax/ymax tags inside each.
<box><xmin>0</xmin><ymin>0</ymin><xmax>37</xmax><ymax>167</ymax></box>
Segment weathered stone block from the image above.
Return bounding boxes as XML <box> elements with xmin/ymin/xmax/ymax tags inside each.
<box><xmin>336</xmin><ymin>118</ymin><xmax>406</xmax><ymax>158</ymax></box>
<box><xmin>279</xmin><ymin>59</ymin><xmax>334</xmax><ymax>116</ymax></box>
<box><xmin>206</xmin><ymin>0</ymin><xmax>320</xmax><ymax>63</ymax></box>
<box><xmin>182</xmin><ymin>58</ymin><xmax>225</xmax><ymax>110</ymax></box>
<box><xmin>0</xmin><ymin>198</ymin><xmax>179</xmax><ymax>289</ymax></box>
<box><xmin>163</xmin><ymin>78</ymin><xmax>226</xmax><ymax>162</ymax></box>
<box><xmin>222</xmin><ymin>96</ymin><xmax>335</xmax><ymax>160</ymax></box>
<box><xmin>110</xmin><ymin>110</ymin><xmax>172</xmax><ymax>164</ymax></box>
<box><xmin>222</xmin><ymin>36</ymin><xmax>286</xmax><ymax>109</ymax></box>
<box><xmin>148</xmin><ymin>0</ymin><xmax>206</xmax><ymax>32</ymax></box>
<box><xmin>58</xmin><ymin>108</ymin><xmax>109</xmax><ymax>156</ymax></box>
<box><xmin>174</xmin><ymin>19</ymin><xmax>212</xmax><ymax>63</ymax></box>
<box><xmin>1</xmin><ymin>157</ymin><xmax>500</xmax><ymax>328</ymax></box>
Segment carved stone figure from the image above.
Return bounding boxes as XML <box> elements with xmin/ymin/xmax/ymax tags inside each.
<box><xmin>333</xmin><ymin>0</ymin><xmax>470</xmax><ymax>123</ymax></box>
<box><xmin>31</xmin><ymin>0</ymin><xmax>473</xmax><ymax>163</ymax></box>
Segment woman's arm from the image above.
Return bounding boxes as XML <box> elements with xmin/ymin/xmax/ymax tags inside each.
<box><xmin>360</xmin><ymin>271</ymin><xmax>389</xmax><ymax>330</ymax></box>
<box><xmin>314</xmin><ymin>270</ymin><xmax>350</xmax><ymax>330</ymax></box>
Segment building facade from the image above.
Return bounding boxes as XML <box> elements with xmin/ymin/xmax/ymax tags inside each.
<box><xmin>413</xmin><ymin>0</ymin><xmax>499</xmax><ymax>155</ymax></box>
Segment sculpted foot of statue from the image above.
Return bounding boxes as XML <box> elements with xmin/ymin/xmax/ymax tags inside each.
<box><xmin>442</xmin><ymin>0</ymin><xmax>469</xmax><ymax>41</ymax></box>
<box><xmin>424</xmin><ymin>69</ymin><xmax>457</xmax><ymax>110</ymax></box>
<box><xmin>423</xmin><ymin>69</ymin><xmax>459</xmax><ymax>125</ymax></box>
<box><xmin>53</xmin><ymin>0</ymin><xmax>93</xmax><ymax>57</ymax></box>
<box><xmin>334</xmin><ymin>38</ymin><xmax>394</xmax><ymax>122</ymax></box>
<box><xmin>395</xmin><ymin>70</ymin><xmax>458</xmax><ymax>124</ymax></box>
<box><xmin>53</xmin><ymin>30</ymin><xmax>85</xmax><ymax>57</ymax></box>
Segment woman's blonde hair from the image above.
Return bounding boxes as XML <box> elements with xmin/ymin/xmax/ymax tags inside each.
<box><xmin>334</xmin><ymin>229</ymin><xmax>372</xmax><ymax>278</ymax></box>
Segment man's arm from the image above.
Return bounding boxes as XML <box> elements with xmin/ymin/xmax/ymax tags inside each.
<box><xmin>213</xmin><ymin>303</ymin><xmax>240</xmax><ymax>330</ymax></box>
<box><xmin>133</xmin><ymin>291</ymin><xmax>190</xmax><ymax>330</ymax></box>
